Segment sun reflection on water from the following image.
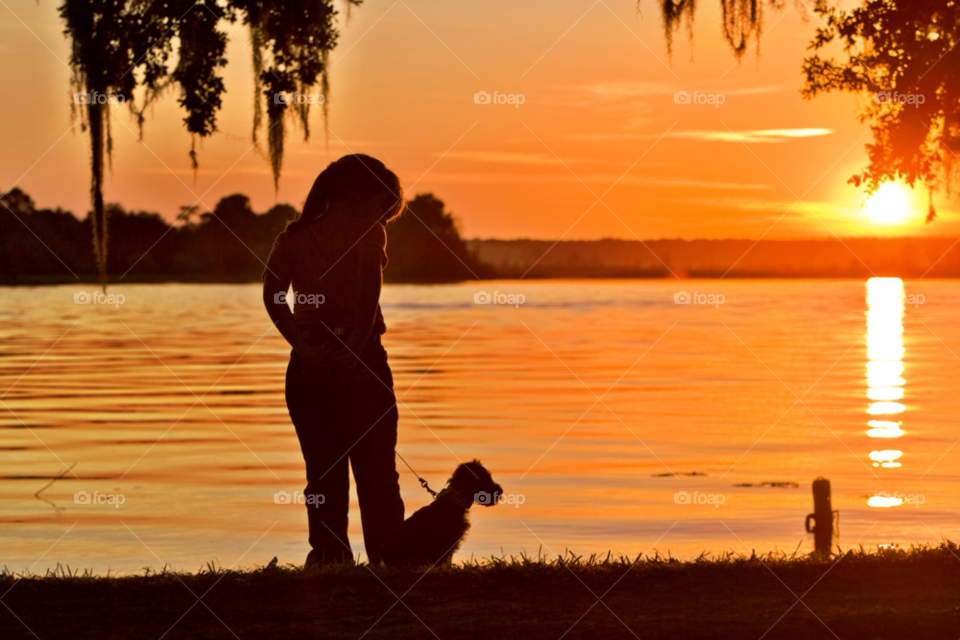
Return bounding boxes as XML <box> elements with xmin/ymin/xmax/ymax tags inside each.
<box><xmin>866</xmin><ymin>278</ymin><xmax>906</xmax><ymax>501</ymax></box>
<box><xmin>867</xmin><ymin>420</ymin><xmax>904</xmax><ymax>438</ymax></box>
<box><xmin>868</xmin><ymin>495</ymin><xmax>904</xmax><ymax>508</ymax></box>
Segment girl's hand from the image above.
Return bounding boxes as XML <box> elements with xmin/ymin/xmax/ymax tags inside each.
<box><xmin>299</xmin><ymin>343</ymin><xmax>332</xmax><ymax>369</ymax></box>
<box><xmin>329</xmin><ymin>344</ymin><xmax>361</xmax><ymax>369</ymax></box>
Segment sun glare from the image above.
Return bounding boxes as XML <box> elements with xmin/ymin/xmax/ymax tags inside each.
<box><xmin>864</xmin><ymin>182</ymin><xmax>911</xmax><ymax>224</ymax></box>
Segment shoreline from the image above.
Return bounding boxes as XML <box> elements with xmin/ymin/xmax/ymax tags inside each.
<box><xmin>3</xmin><ymin>546</ymin><xmax>957</xmax><ymax>639</ymax></box>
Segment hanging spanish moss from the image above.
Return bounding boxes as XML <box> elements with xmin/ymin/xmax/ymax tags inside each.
<box><xmin>659</xmin><ymin>0</ymin><xmax>696</xmax><ymax>59</ymax></box>
<box><xmin>248</xmin><ymin>2</ymin><xmax>342</xmax><ymax>190</ymax></box>
<box><xmin>657</xmin><ymin>0</ymin><xmax>786</xmax><ymax>59</ymax></box>
<box><xmin>59</xmin><ymin>0</ymin><xmax>359</xmax><ymax>287</ymax></box>
<box><xmin>721</xmin><ymin>0</ymin><xmax>777</xmax><ymax>59</ymax></box>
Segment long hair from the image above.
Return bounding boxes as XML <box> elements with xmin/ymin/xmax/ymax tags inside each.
<box><xmin>288</xmin><ymin>154</ymin><xmax>404</xmax><ymax>231</ymax></box>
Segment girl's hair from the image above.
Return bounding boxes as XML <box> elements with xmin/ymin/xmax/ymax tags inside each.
<box><xmin>289</xmin><ymin>154</ymin><xmax>404</xmax><ymax>231</ymax></box>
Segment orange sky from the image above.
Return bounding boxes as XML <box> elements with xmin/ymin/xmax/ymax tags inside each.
<box><xmin>2</xmin><ymin>0</ymin><xmax>959</xmax><ymax>240</ymax></box>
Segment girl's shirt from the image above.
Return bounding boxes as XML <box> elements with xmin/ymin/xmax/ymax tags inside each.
<box><xmin>265</xmin><ymin>215</ymin><xmax>388</xmax><ymax>334</ymax></box>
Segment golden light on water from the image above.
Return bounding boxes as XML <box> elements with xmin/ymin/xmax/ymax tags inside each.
<box><xmin>3</xmin><ymin>281</ymin><xmax>959</xmax><ymax>569</ymax></box>
<box><xmin>867</xmin><ymin>387</ymin><xmax>904</xmax><ymax>401</ymax></box>
<box><xmin>867</xmin><ymin>420</ymin><xmax>905</xmax><ymax>438</ymax></box>
<box><xmin>868</xmin><ymin>402</ymin><xmax>905</xmax><ymax>415</ymax></box>
<box><xmin>866</xmin><ymin>278</ymin><xmax>908</xmax><ymax>501</ymax></box>
<box><xmin>868</xmin><ymin>495</ymin><xmax>904</xmax><ymax>508</ymax></box>
<box><xmin>866</xmin><ymin>361</ymin><xmax>905</xmax><ymax>387</ymax></box>
<box><xmin>869</xmin><ymin>450</ymin><xmax>903</xmax><ymax>468</ymax></box>
<box><xmin>866</xmin><ymin>278</ymin><xmax>906</xmax><ymax>423</ymax></box>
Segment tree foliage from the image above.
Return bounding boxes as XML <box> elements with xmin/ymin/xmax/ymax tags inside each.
<box><xmin>59</xmin><ymin>0</ymin><xmax>359</xmax><ymax>285</ymax></box>
<box><xmin>0</xmin><ymin>187</ymin><xmax>296</xmax><ymax>281</ymax></box>
<box><xmin>384</xmin><ymin>194</ymin><xmax>490</xmax><ymax>283</ymax></box>
<box><xmin>802</xmin><ymin>0</ymin><xmax>960</xmax><ymax>222</ymax></box>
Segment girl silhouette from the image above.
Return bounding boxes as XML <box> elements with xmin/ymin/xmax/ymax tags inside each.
<box><xmin>263</xmin><ymin>154</ymin><xmax>405</xmax><ymax>566</ymax></box>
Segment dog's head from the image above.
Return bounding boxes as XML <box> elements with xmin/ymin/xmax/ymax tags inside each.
<box><xmin>449</xmin><ymin>460</ymin><xmax>503</xmax><ymax>508</ymax></box>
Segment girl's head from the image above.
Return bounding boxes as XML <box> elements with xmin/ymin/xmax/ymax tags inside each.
<box><xmin>290</xmin><ymin>154</ymin><xmax>404</xmax><ymax>230</ymax></box>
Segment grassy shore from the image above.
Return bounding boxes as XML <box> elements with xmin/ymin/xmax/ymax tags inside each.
<box><xmin>3</xmin><ymin>546</ymin><xmax>959</xmax><ymax>639</ymax></box>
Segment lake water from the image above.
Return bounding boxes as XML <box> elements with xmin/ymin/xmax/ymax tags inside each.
<box><xmin>1</xmin><ymin>279</ymin><xmax>957</xmax><ymax>574</ymax></box>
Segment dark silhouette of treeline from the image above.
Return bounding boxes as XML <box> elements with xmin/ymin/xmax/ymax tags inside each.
<box><xmin>7</xmin><ymin>186</ymin><xmax>960</xmax><ymax>282</ymax></box>
<box><xmin>468</xmin><ymin>238</ymin><xmax>960</xmax><ymax>279</ymax></box>
<box><xmin>0</xmin><ymin>189</ymin><xmax>487</xmax><ymax>284</ymax></box>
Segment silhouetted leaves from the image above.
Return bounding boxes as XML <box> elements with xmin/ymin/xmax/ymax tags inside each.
<box><xmin>803</xmin><ymin>0</ymin><xmax>960</xmax><ymax>221</ymax></box>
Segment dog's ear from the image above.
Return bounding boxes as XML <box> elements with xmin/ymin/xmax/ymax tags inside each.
<box><xmin>450</xmin><ymin>460</ymin><xmax>486</xmax><ymax>493</ymax></box>
<box><xmin>449</xmin><ymin>462</ymin><xmax>474</xmax><ymax>493</ymax></box>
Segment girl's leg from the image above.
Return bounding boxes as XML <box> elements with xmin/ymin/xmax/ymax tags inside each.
<box><xmin>349</xmin><ymin>343</ymin><xmax>405</xmax><ymax>564</ymax></box>
<box><xmin>286</xmin><ymin>352</ymin><xmax>352</xmax><ymax>564</ymax></box>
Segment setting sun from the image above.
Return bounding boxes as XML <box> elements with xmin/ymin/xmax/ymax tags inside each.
<box><xmin>865</xmin><ymin>182</ymin><xmax>911</xmax><ymax>224</ymax></box>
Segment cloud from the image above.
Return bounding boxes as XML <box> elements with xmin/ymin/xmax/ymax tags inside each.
<box><xmin>671</xmin><ymin>128</ymin><xmax>834</xmax><ymax>143</ymax></box>
<box><xmin>541</xmin><ymin>82</ymin><xmax>785</xmax><ymax>112</ymax></box>
<box><xmin>562</xmin><ymin>128</ymin><xmax>832</xmax><ymax>142</ymax></box>
<box><xmin>574</xmin><ymin>81</ymin><xmax>785</xmax><ymax>100</ymax></box>
<box><xmin>624</xmin><ymin>177</ymin><xmax>771</xmax><ymax>190</ymax></box>
<box><xmin>561</xmin><ymin>132</ymin><xmax>668</xmax><ymax>141</ymax></box>
<box><xmin>420</xmin><ymin>172</ymin><xmax>771</xmax><ymax>190</ymax></box>
<box><xmin>442</xmin><ymin>151</ymin><xmax>592</xmax><ymax>165</ymax></box>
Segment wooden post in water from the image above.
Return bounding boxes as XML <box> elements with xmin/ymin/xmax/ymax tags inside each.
<box><xmin>805</xmin><ymin>477</ymin><xmax>835</xmax><ymax>555</ymax></box>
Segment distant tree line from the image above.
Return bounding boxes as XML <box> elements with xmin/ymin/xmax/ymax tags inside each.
<box><xmin>0</xmin><ymin>190</ymin><xmax>489</xmax><ymax>284</ymax></box>
<box><xmin>468</xmin><ymin>236</ymin><xmax>960</xmax><ymax>279</ymax></box>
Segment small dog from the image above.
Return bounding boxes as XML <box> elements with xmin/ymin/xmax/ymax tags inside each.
<box><xmin>380</xmin><ymin>460</ymin><xmax>503</xmax><ymax>566</ymax></box>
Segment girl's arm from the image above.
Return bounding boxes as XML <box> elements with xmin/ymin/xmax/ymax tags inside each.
<box><xmin>263</xmin><ymin>273</ymin><xmax>328</xmax><ymax>366</ymax></box>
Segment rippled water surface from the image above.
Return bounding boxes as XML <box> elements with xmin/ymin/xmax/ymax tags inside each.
<box><xmin>2</xmin><ymin>279</ymin><xmax>958</xmax><ymax>573</ymax></box>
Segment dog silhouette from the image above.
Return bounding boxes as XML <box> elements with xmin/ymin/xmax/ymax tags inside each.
<box><xmin>380</xmin><ymin>460</ymin><xmax>503</xmax><ymax>566</ymax></box>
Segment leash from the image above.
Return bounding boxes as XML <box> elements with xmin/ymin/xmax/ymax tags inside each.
<box><xmin>395</xmin><ymin>450</ymin><xmax>438</xmax><ymax>499</ymax></box>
